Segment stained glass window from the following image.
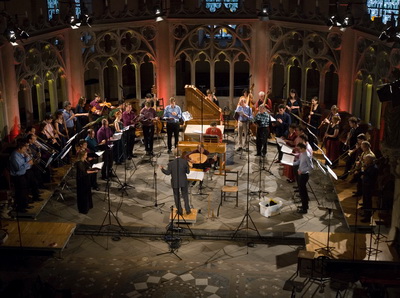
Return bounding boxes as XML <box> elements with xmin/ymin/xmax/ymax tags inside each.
<box><xmin>205</xmin><ymin>0</ymin><xmax>239</xmax><ymax>13</ymax></box>
<box><xmin>367</xmin><ymin>0</ymin><xmax>399</xmax><ymax>24</ymax></box>
<box><xmin>47</xmin><ymin>0</ymin><xmax>60</xmax><ymax>20</ymax></box>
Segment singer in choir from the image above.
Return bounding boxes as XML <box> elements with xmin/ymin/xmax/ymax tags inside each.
<box><xmin>235</xmin><ymin>98</ymin><xmax>253</xmax><ymax>151</ymax></box>
<box><xmin>253</xmin><ymin>104</ymin><xmax>270</xmax><ymax>157</ymax></box>
<box><xmin>163</xmin><ymin>97</ymin><xmax>182</xmax><ymax>154</ymax></box>
<box><xmin>140</xmin><ymin>100</ymin><xmax>157</xmax><ymax>156</ymax></box>
<box><xmin>122</xmin><ymin>103</ymin><xmax>137</xmax><ymax>159</ymax></box>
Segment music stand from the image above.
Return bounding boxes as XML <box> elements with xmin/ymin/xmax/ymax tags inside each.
<box><xmin>315</xmin><ymin>207</ymin><xmax>336</xmax><ymax>255</ymax></box>
<box><xmin>250</xmin><ymin>156</ymin><xmax>269</xmax><ymax>199</ymax></box>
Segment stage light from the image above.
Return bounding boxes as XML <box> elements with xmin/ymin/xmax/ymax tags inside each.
<box><xmin>82</xmin><ymin>14</ymin><xmax>93</xmax><ymax>27</ymax></box>
<box><xmin>8</xmin><ymin>29</ymin><xmax>18</xmax><ymax>46</ymax></box>
<box><xmin>327</xmin><ymin>15</ymin><xmax>341</xmax><ymax>30</ymax></box>
<box><xmin>258</xmin><ymin>5</ymin><xmax>269</xmax><ymax>21</ymax></box>
<box><xmin>155</xmin><ymin>6</ymin><xmax>164</xmax><ymax>22</ymax></box>
<box><xmin>340</xmin><ymin>14</ymin><xmax>354</xmax><ymax>31</ymax></box>
<box><xmin>68</xmin><ymin>15</ymin><xmax>81</xmax><ymax>29</ymax></box>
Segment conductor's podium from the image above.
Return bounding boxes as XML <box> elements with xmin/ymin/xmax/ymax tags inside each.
<box><xmin>170</xmin><ymin>208</ymin><xmax>199</xmax><ymax>224</ymax></box>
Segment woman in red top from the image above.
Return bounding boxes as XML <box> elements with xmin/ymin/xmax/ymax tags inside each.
<box><xmin>205</xmin><ymin>122</ymin><xmax>223</xmax><ymax>142</ymax></box>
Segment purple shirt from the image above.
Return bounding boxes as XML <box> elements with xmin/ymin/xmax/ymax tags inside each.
<box><xmin>140</xmin><ymin>107</ymin><xmax>156</xmax><ymax>127</ymax></box>
<box><xmin>122</xmin><ymin>110</ymin><xmax>136</xmax><ymax>127</ymax></box>
<box><xmin>90</xmin><ymin>99</ymin><xmax>101</xmax><ymax>112</ymax></box>
<box><xmin>97</xmin><ymin>126</ymin><xmax>113</xmax><ymax>145</ymax></box>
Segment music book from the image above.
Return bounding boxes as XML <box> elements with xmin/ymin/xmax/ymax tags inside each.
<box><xmin>280</xmin><ymin>153</ymin><xmax>295</xmax><ymax>166</ymax></box>
<box><xmin>95</xmin><ymin>151</ymin><xmax>104</xmax><ymax>157</ymax></box>
<box><xmin>182</xmin><ymin>111</ymin><xmax>193</xmax><ymax>122</ymax></box>
<box><xmin>281</xmin><ymin>144</ymin><xmax>294</xmax><ymax>155</ymax></box>
<box><xmin>92</xmin><ymin>162</ymin><xmax>104</xmax><ymax>170</ymax></box>
<box><xmin>187</xmin><ymin>170</ymin><xmax>204</xmax><ymax>181</ymax></box>
<box><xmin>112</xmin><ymin>132</ymin><xmax>122</xmax><ymax>140</ymax></box>
<box><xmin>276</xmin><ymin>137</ymin><xmax>286</xmax><ymax>146</ymax></box>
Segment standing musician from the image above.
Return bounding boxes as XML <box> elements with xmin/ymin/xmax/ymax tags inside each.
<box><xmin>255</xmin><ymin>91</ymin><xmax>273</xmax><ymax>113</ymax></box>
<box><xmin>97</xmin><ymin>118</ymin><xmax>115</xmax><ymax>180</ymax></box>
<box><xmin>62</xmin><ymin>101</ymin><xmax>77</xmax><ymax>139</ymax></box>
<box><xmin>286</xmin><ymin>89</ymin><xmax>302</xmax><ymax>124</ymax></box>
<box><xmin>339</xmin><ymin>133</ymin><xmax>367</xmax><ymax>180</ymax></box>
<box><xmin>140</xmin><ymin>100</ymin><xmax>158</xmax><ymax>156</ymax></box>
<box><xmin>238</xmin><ymin>87</ymin><xmax>253</xmax><ymax>107</ymax></box>
<box><xmin>343</xmin><ymin>117</ymin><xmax>363</xmax><ymax>151</ymax></box>
<box><xmin>160</xmin><ymin>149</ymin><xmax>191</xmax><ymax>216</ymax></box>
<box><xmin>75</xmin><ymin>151</ymin><xmax>98</xmax><ymax>214</ymax></box>
<box><xmin>75</xmin><ymin>96</ymin><xmax>89</xmax><ymax>132</ymax></box>
<box><xmin>26</xmin><ymin>133</ymin><xmax>47</xmax><ymax>188</ymax></box>
<box><xmin>40</xmin><ymin>113</ymin><xmax>61</xmax><ymax>151</ymax></box>
<box><xmin>253</xmin><ymin>104</ymin><xmax>270</xmax><ymax>157</ymax></box>
<box><xmin>273</xmin><ymin>104</ymin><xmax>291</xmax><ymax>162</ymax></box>
<box><xmin>308</xmin><ymin>96</ymin><xmax>322</xmax><ymax>150</ymax></box>
<box><xmin>90</xmin><ymin>93</ymin><xmax>102</xmax><ymax>116</ymax></box>
<box><xmin>141</xmin><ymin>93</ymin><xmax>155</xmax><ymax>109</ymax></box>
<box><xmin>206</xmin><ymin>89</ymin><xmax>219</xmax><ymax>107</ymax></box>
<box><xmin>293</xmin><ymin>142</ymin><xmax>313</xmax><ymax>214</ymax></box>
<box><xmin>324</xmin><ymin>115</ymin><xmax>341</xmax><ymax>167</ymax></box>
<box><xmin>163</xmin><ymin>97</ymin><xmax>182</xmax><ymax>154</ymax></box>
<box><xmin>205</xmin><ymin>122</ymin><xmax>223</xmax><ymax>143</ymax></box>
<box><xmin>235</xmin><ymin>98</ymin><xmax>253</xmax><ymax>151</ymax></box>
<box><xmin>122</xmin><ymin>103</ymin><xmax>138</xmax><ymax>159</ymax></box>
<box><xmin>113</xmin><ymin>111</ymin><xmax>124</xmax><ymax>164</ymax></box>
<box><xmin>352</xmin><ymin>141</ymin><xmax>375</xmax><ymax>191</ymax></box>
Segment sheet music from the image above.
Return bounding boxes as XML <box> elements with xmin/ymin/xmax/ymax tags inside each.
<box><xmin>187</xmin><ymin>170</ymin><xmax>204</xmax><ymax>181</ymax></box>
<box><xmin>326</xmin><ymin>165</ymin><xmax>338</xmax><ymax>180</ymax></box>
<box><xmin>95</xmin><ymin>151</ymin><xmax>104</xmax><ymax>157</ymax></box>
<box><xmin>270</xmin><ymin>115</ymin><xmax>276</xmax><ymax>122</ymax></box>
<box><xmin>275</xmin><ymin>137</ymin><xmax>286</xmax><ymax>146</ymax></box>
<box><xmin>280</xmin><ymin>153</ymin><xmax>295</xmax><ymax>166</ymax></box>
<box><xmin>281</xmin><ymin>144</ymin><xmax>294</xmax><ymax>154</ymax></box>
<box><xmin>182</xmin><ymin>111</ymin><xmax>193</xmax><ymax>122</ymax></box>
<box><xmin>92</xmin><ymin>162</ymin><xmax>104</xmax><ymax>170</ymax></box>
<box><xmin>112</xmin><ymin>132</ymin><xmax>122</xmax><ymax>140</ymax></box>
<box><xmin>193</xmin><ymin>130</ymin><xmax>203</xmax><ymax>134</ymax></box>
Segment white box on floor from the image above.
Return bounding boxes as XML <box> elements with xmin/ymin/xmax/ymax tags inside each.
<box><xmin>259</xmin><ymin>199</ymin><xmax>283</xmax><ymax>218</ymax></box>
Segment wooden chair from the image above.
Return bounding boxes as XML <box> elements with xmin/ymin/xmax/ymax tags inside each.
<box><xmin>217</xmin><ymin>170</ymin><xmax>239</xmax><ymax>216</ymax></box>
<box><xmin>203</xmin><ymin>134</ymin><xmax>219</xmax><ymax>143</ymax></box>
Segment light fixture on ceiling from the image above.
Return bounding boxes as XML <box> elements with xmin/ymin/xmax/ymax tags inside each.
<box><xmin>68</xmin><ymin>15</ymin><xmax>81</xmax><ymax>29</ymax></box>
<box><xmin>258</xmin><ymin>5</ymin><xmax>269</xmax><ymax>21</ymax></box>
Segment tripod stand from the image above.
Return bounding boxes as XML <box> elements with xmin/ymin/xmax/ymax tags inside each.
<box><xmin>250</xmin><ymin>156</ymin><xmax>269</xmax><ymax>199</ymax></box>
<box><xmin>117</xmin><ymin>131</ymin><xmax>135</xmax><ymax>196</ymax></box>
<box><xmin>98</xmin><ymin>159</ymin><xmax>126</xmax><ymax>249</ymax></box>
<box><xmin>157</xmin><ymin>206</ymin><xmax>194</xmax><ymax>260</ymax></box>
<box><xmin>232</xmin><ymin>135</ymin><xmax>262</xmax><ymax>244</ymax></box>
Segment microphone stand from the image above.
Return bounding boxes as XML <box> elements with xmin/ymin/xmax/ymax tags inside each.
<box><xmin>232</xmin><ymin>126</ymin><xmax>262</xmax><ymax>246</ymax></box>
<box><xmin>251</xmin><ymin>155</ymin><xmax>269</xmax><ymax>199</ymax></box>
<box><xmin>118</xmin><ymin>130</ymin><xmax>135</xmax><ymax>196</ymax></box>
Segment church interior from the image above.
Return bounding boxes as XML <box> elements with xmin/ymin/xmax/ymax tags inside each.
<box><xmin>0</xmin><ymin>0</ymin><xmax>400</xmax><ymax>297</ymax></box>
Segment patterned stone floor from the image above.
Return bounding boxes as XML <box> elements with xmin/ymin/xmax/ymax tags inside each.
<box><xmin>0</xmin><ymin>136</ymin><xmax>364</xmax><ymax>296</ymax></box>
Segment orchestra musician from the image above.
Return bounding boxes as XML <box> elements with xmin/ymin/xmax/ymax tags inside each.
<box><xmin>122</xmin><ymin>103</ymin><xmax>138</xmax><ymax>159</ymax></box>
<box><xmin>253</xmin><ymin>104</ymin><xmax>270</xmax><ymax>157</ymax></box>
<box><xmin>293</xmin><ymin>142</ymin><xmax>314</xmax><ymax>214</ymax></box>
<box><xmin>9</xmin><ymin>140</ymin><xmax>42</xmax><ymax>213</ymax></box>
<box><xmin>75</xmin><ymin>150</ymin><xmax>99</xmax><ymax>214</ymax></box>
<box><xmin>141</xmin><ymin>93</ymin><xmax>155</xmax><ymax>109</ymax></box>
<box><xmin>238</xmin><ymin>88</ymin><xmax>253</xmax><ymax>107</ymax></box>
<box><xmin>235</xmin><ymin>98</ymin><xmax>253</xmax><ymax>151</ymax></box>
<box><xmin>163</xmin><ymin>97</ymin><xmax>182</xmax><ymax>154</ymax></box>
<box><xmin>40</xmin><ymin>113</ymin><xmax>61</xmax><ymax>151</ymax></box>
<box><xmin>307</xmin><ymin>96</ymin><xmax>322</xmax><ymax>150</ymax></box>
<box><xmin>62</xmin><ymin>101</ymin><xmax>77</xmax><ymax>139</ymax></box>
<box><xmin>273</xmin><ymin>104</ymin><xmax>291</xmax><ymax>162</ymax></box>
<box><xmin>113</xmin><ymin>111</ymin><xmax>124</xmax><ymax>164</ymax></box>
<box><xmin>97</xmin><ymin>118</ymin><xmax>115</xmax><ymax>180</ymax></box>
<box><xmin>206</xmin><ymin>89</ymin><xmax>219</xmax><ymax>107</ymax></box>
<box><xmin>76</xmin><ymin>139</ymin><xmax>100</xmax><ymax>191</ymax></box>
<box><xmin>255</xmin><ymin>91</ymin><xmax>272</xmax><ymax>113</ymax></box>
<box><xmin>26</xmin><ymin>133</ymin><xmax>46</xmax><ymax>188</ymax></box>
<box><xmin>186</xmin><ymin>144</ymin><xmax>218</xmax><ymax>188</ymax></box>
<box><xmin>352</xmin><ymin>141</ymin><xmax>375</xmax><ymax>195</ymax></box>
<box><xmin>160</xmin><ymin>149</ymin><xmax>191</xmax><ymax>216</ymax></box>
<box><xmin>90</xmin><ymin>93</ymin><xmax>102</xmax><ymax>116</ymax></box>
<box><xmin>205</xmin><ymin>122</ymin><xmax>223</xmax><ymax>143</ymax></box>
<box><xmin>286</xmin><ymin>89</ymin><xmax>302</xmax><ymax>124</ymax></box>
<box><xmin>54</xmin><ymin>111</ymin><xmax>68</xmax><ymax>148</ymax></box>
<box><xmin>324</xmin><ymin>115</ymin><xmax>341</xmax><ymax>166</ymax></box>
<box><xmin>140</xmin><ymin>100</ymin><xmax>158</xmax><ymax>156</ymax></box>
<box><xmin>339</xmin><ymin>133</ymin><xmax>367</xmax><ymax>180</ymax></box>
<box><xmin>282</xmin><ymin>124</ymin><xmax>298</xmax><ymax>183</ymax></box>
<box><xmin>85</xmin><ymin>128</ymin><xmax>98</xmax><ymax>154</ymax></box>
<box><xmin>75</xmin><ymin>96</ymin><xmax>89</xmax><ymax>132</ymax></box>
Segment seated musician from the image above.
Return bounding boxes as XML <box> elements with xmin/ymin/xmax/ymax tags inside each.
<box><xmin>205</xmin><ymin>122</ymin><xmax>222</xmax><ymax>143</ymax></box>
<box><xmin>206</xmin><ymin>89</ymin><xmax>219</xmax><ymax>107</ymax></box>
<box><xmin>141</xmin><ymin>93</ymin><xmax>155</xmax><ymax>109</ymax></box>
<box><xmin>186</xmin><ymin>144</ymin><xmax>218</xmax><ymax>170</ymax></box>
<box><xmin>85</xmin><ymin>129</ymin><xmax>98</xmax><ymax>154</ymax></box>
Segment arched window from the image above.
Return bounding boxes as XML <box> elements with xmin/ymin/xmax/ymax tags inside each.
<box><xmin>367</xmin><ymin>0</ymin><xmax>399</xmax><ymax>24</ymax></box>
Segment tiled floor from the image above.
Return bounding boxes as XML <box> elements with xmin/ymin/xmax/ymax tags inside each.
<box><xmin>0</xmin><ymin>136</ymin><xmax>363</xmax><ymax>297</ymax></box>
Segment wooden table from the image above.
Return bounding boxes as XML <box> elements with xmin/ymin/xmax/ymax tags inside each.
<box><xmin>177</xmin><ymin>141</ymin><xmax>226</xmax><ymax>175</ymax></box>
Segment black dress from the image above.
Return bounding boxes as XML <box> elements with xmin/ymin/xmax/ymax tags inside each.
<box><xmin>75</xmin><ymin>160</ymin><xmax>93</xmax><ymax>214</ymax></box>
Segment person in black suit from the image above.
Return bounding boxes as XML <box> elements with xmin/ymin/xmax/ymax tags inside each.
<box><xmin>160</xmin><ymin>149</ymin><xmax>191</xmax><ymax>216</ymax></box>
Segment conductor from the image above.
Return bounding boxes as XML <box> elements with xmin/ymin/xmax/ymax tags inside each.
<box><xmin>160</xmin><ymin>149</ymin><xmax>191</xmax><ymax>216</ymax></box>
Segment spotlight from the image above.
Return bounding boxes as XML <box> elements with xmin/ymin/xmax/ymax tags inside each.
<box><xmin>82</xmin><ymin>14</ymin><xmax>93</xmax><ymax>27</ymax></box>
<box><xmin>18</xmin><ymin>29</ymin><xmax>29</xmax><ymax>40</ymax></box>
<box><xmin>327</xmin><ymin>15</ymin><xmax>341</xmax><ymax>30</ymax></box>
<box><xmin>155</xmin><ymin>6</ymin><xmax>164</xmax><ymax>22</ymax></box>
<box><xmin>258</xmin><ymin>5</ymin><xmax>269</xmax><ymax>21</ymax></box>
<box><xmin>68</xmin><ymin>15</ymin><xmax>81</xmax><ymax>29</ymax></box>
<box><xmin>8</xmin><ymin>29</ymin><xmax>18</xmax><ymax>46</ymax></box>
